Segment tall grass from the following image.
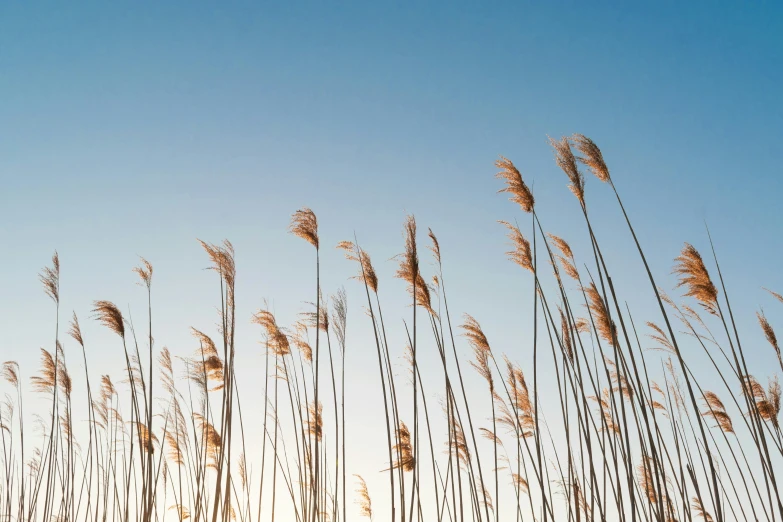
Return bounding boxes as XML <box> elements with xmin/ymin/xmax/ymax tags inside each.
<box><xmin>1</xmin><ymin>135</ymin><xmax>781</xmax><ymax>522</ymax></box>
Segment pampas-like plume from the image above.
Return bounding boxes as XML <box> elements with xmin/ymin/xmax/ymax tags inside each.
<box><xmin>2</xmin><ymin>361</ymin><xmax>19</xmax><ymax>388</ymax></box>
<box><xmin>585</xmin><ymin>283</ymin><xmax>616</xmax><ymax>346</ymax></box>
<box><xmin>93</xmin><ymin>300</ymin><xmax>125</xmax><ymax>338</ymax></box>
<box><xmin>548</xmin><ymin>234</ymin><xmax>579</xmax><ymax>280</ymax></box>
<box><xmin>757</xmin><ymin>312</ymin><xmax>782</xmax><ymax>368</ymax></box>
<box><xmin>169</xmin><ymin>505</ymin><xmax>191</xmax><ymax>520</ymax></box>
<box><xmin>495</xmin><ymin>156</ymin><xmax>534</xmax><ymax>213</ymax></box>
<box><xmin>512</xmin><ymin>474</ymin><xmax>529</xmax><ymax>493</ymax></box>
<box><xmin>133</xmin><ymin>257</ymin><xmax>153</xmax><ymax>289</ymax></box>
<box><xmin>428</xmin><ymin>228</ymin><xmax>441</xmax><ymax>264</ymax></box>
<box><xmin>395</xmin><ymin>215</ymin><xmax>435</xmax><ymax>315</ymax></box>
<box><xmin>742</xmin><ymin>375</ymin><xmax>781</xmax><ymax>428</ymax></box>
<box><xmin>337</xmin><ymin>241</ymin><xmax>379</xmax><ymax>293</ymax></box>
<box><xmin>559</xmin><ymin>307</ymin><xmax>574</xmax><ymax>362</ymax></box>
<box><xmin>57</xmin><ymin>349</ymin><xmax>72</xmax><ymax>399</ymax></box>
<box><xmin>190</xmin><ymin>328</ymin><xmax>224</xmax><ymax>390</ymax></box>
<box><xmin>572</xmin><ymin>134</ymin><xmax>611</xmax><ymax>183</ymax></box>
<box><xmin>332</xmin><ymin>289</ymin><xmax>348</xmax><ymax>351</ymax></box>
<box><xmin>39</xmin><ymin>251</ymin><xmax>60</xmax><ymax>304</ymax></box>
<box><xmin>498</xmin><ymin>220</ymin><xmax>533</xmax><ymax>272</ymax></box>
<box><xmin>647</xmin><ymin>322</ymin><xmax>675</xmax><ymax>354</ymax></box>
<box><xmin>30</xmin><ymin>349</ymin><xmax>56</xmax><ymax>394</ymax></box>
<box><xmin>194</xmin><ymin>413</ymin><xmax>222</xmax><ymax>468</ymax></box>
<box><xmin>308</xmin><ymin>401</ymin><xmax>324</xmax><ymax>441</ymax></box>
<box><xmin>134</xmin><ymin>421</ymin><xmax>157</xmax><ymax>453</ymax></box>
<box><xmin>763</xmin><ymin>287</ymin><xmax>783</xmax><ymax>304</ymax></box>
<box><xmin>290</xmin><ymin>324</ymin><xmax>313</xmax><ymax>363</ymax></box>
<box><xmin>289</xmin><ymin>208</ymin><xmax>319</xmax><ymax>249</ymax></box>
<box><xmin>691</xmin><ymin>496</ymin><xmax>714</xmax><ymax>521</ymax></box>
<box><xmin>354</xmin><ymin>475</ymin><xmax>373</xmax><ymax>519</ymax></box>
<box><xmin>701</xmin><ymin>391</ymin><xmax>734</xmax><ymax>433</ymax></box>
<box><xmin>549</xmin><ymin>136</ymin><xmax>585</xmax><ymax>204</ymax></box>
<box><xmin>463</xmin><ymin>314</ymin><xmax>495</xmax><ymax>391</ymax></box>
<box><xmin>673</xmin><ymin>244</ymin><xmax>719</xmax><ymax>316</ymax></box>
<box><xmin>252</xmin><ymin>309</ymin><xmax>291</xmax><ymax>356</ymax></box>
<box><xmin>504</xmin><ymin>358</ymin><xmax>535</xmax><ymax>436</ymax></box>
<box><xmin>461</xmin><ymin>314</ymin><xmax>491</xmax><ymax>353</ymax></box>
<box><xmin>391</xmin><ymin>421</ymin><xmax>415</xmax><ymax>472</ymax></box>
<box><xmin>68</xmin><ymin>312</ymin><xmax>84</xmax><ymax>347</ymax></box>
<box><xmin>199</xmin><ymin>239</ymin><xmax>236</xmax><ymax>294</ymax></box>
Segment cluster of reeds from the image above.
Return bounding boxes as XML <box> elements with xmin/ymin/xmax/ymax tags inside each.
<box><xmin>1</xmin><ymin>135</ymin><xmax>781</xmax><ymax>522</ymax></box>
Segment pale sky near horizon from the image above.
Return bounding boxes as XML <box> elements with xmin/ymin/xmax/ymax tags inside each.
<box><xmin>1</xmin><ymin>2</ymin><xmax>782</xmax><ymax>519</ymax></box>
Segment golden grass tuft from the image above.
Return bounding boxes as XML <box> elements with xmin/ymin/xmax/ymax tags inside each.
<box><xmin>495</xmin><ymin>156</ymin><xmax>534</xmax><ymax>213</ymax></box>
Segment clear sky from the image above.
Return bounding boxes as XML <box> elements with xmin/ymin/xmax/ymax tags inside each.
<box><xmin>1</xmin><ymin>2</ymin><xmax>782</xmax><ymax>519</ymax></box>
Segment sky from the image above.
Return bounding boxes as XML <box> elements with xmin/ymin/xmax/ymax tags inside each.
<box><xmin>1</xmin><ymin>2</ymin><xmax>782</xmax><ymax>519</ymax></box>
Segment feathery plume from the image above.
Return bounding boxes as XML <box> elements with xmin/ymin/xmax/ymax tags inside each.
<box><xmin>289</xmin><ymin>208</ymin><xmax>319</xmax><ymax>249</ymax></box>
<box><xmin>391</xmin><ymin>421</ymin><xmax>415</xmax><ymax>472</ymax></box>
<box><xmin>585</xmin><ymin>283</ymin><xmax>616</xmax><ymax>346</ymax></box>
<box><xmin>549</xmin><ymin>136</ymin><xmax>585</xmax><ymax>204</ymax></box>
<box><xmin>252</xmin><ymin>309</ymin><xmax>291</xmax><ymax>356</ymax></box>
<box><xmin>701</xmin><ymin>391</ymin><xmax>734</xmax><ymax>433</ymax></box>
<box><xmin>427</xmin><ymin>227</ymin><xmax>442</xmax><ymax>265</ymax></box>
<box><xmin>337</xmin><ymin>241</ymin><xmax>379</xmax><ymax>293</ymax></box>
<box><xmin>39</xmin><ymin>251</ymin><xmax>60</xmax><ymax>304</ymax></box>
<box><xmin>691</xmin><ymin>496</ymin><xmax>714</xmax><ymax>521</ymax></box>
<box><xmin>133</xmin><ymin>257</ymin><xmax>153</xmax><ymax>289</ymax></box>
<box><xmin>93</xmin><ymin>300</ymin><xmax>125</xmax><ymax>338</ymax></box>
<box><xmin>354</xmin><ymin>475</ymin><xmax>373</xmax><ymax>519</ymax></box>
<box><xmin>495</xmin><ymin>156</ymin><xmax>534</xmax><ymax>212</ymax></box>
<box><xmin>572</xmin><ymin>134</ymin><xmax>611</xmax><ymax>182</ymax></box>
<box><xmin>2</xmin><ymin>361</ymin><xmax>19</xmax><ymax>388</ymax></box>
<box><xmin>673</xmin><ymin>243</ymin><xmax>719</xmax><ymax>315</ymax></box>
<box><xmin>763</xmin><ymin>287</ymin><xmax>783</xmax><ymax>304</ymax></box>
<box><xmin>395</xmin><ymin>216</ymin><xmax>435</xmax><ymax>315</ymax></box>
<box><xmin>757</xmin><ymin>312</ymin><xmax>782</xmax><ymax>367</ymax></box>
<box><xmin>498</xmin><ymin>221</ymin><xmax>532</xmax><ymax>272</ymax></box>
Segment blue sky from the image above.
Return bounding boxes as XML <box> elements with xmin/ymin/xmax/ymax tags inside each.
<box><xmin>1</xmin><ymin>2</ymin><xmax>782</xmax><ymax>518</ymax></box>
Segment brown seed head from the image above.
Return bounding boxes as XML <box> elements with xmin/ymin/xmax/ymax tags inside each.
<box><xmin>549</xmin><ymin>136</ymin><xmax>585</xmax><ymax>204</ymax></box>
<box><xmin>572</xmin><ymin>134</ymin><xmax>610</xmax><ymax>182</ymax></box>
<box><xmin>289</xmin><ymin>208</ymin><xmax>319</xmax><ymax>249</ymax></box>
<box><xmin>498</xmin><ymin>221</ymin><xmax>533</xmax><ymax>272</ymax></box>
<box><xmin>495</xmin><ymin>156</ymin><xmax>534</xmax><ymax>213</ymax></box>
<box><xmin>93</xmin><ymin>300</ymin><xmax>125</xmax><ymax>338</ymax></box>
<box><xmin>673</xmin><ymin>244</ymin><xmax>719</xmax><ymax>315</ymax></box>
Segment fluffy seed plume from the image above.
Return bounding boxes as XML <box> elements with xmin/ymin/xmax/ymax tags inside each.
<box><xmin>691</xmin><ymin>496</ymin><xmax>714</xmax><ymax>521</ymax></box>
<box><xmin>572</xmin><ymin>134</ymin><xmax>611</xmax><ymax>182</ymax></box>
<box><xmin>585</xmin><ymin>283</ymin><xmax>616</xmax><ymax>346</ymax></box>
<box><xmin>133</xmin><ymin>257</ymin><xmax>153</xmax><ymax>289</ymax></box>
<box><xmin>673</xmin><ymin>244</ymin><xmax>719</xmax><ymax>315</ymax></box>
<box><xmin>757</xmin><ymin>312</ymin><xmax>782</xmax><ymax>370</ymax></box>
<box><xmin>338</xmin><ymin>241</ymin><xmax>380</xmax><ymax>294</ymax></box>
<box><xmin>354</xmin><ymin>475</ymin><xmax>373</xmax><ymax>519</ymax></box>
<box><xmin>549</xmin><ymin>136</ymin><xmax>585</xmax><ymax>205</ymax></box>
<box><xmin>252</xmin><ymin>309</ymin><xmax>291</xmax><ymax>356</ymax></box>
<box><xmin>701</xmin><ymin>391</ymin><xmax>734</xmax><ymax>433</ymax></box>
<box><xmin>463</xmin><ymin>315</ymin><xmax>494</xmax><ymax>391</ymax></box>
<box><xmin>763</xmin><ymin>287</ymin><xmax>783</xmax><ymax>304</ymax></box>
<box><xmin>495</xmin><ymin>156</ymin><xmax>534</xmax><ymax>212</ymax></box>
<box><xmin>93</xmin><ymin>300</ymin><xmax>125</xmax><ymax>338</ymax></box>
<box><xmin>2</xmin><ymin>361</ymin><xmax>19</xmax><ymax>388</ymax></box>
<box><xmin>289</xmin><ymin>208</ymin><xmax>319</xmax><ymax>249</ymax></box>
<box><xmin>498</xmin><ymin>221</ymin><xmax>532</xmax><ymax>272</ymax></box>
<box><xmin>428</xmin><ymin>228</ymin><xmax>441</xmax><ymax>264</ymax></box>
<box><xmin>39</xmin><ymin>251</ymin><xmax>60</xmax><ymax>304</ymax></box>
<box><xmin>68</xmin><ymin>312</ymin><xmax>84</xmax><ymax>347</ymax></box>
<box><xmin>395</xmin><ymin>216</ymin><xmax>435</xmax><ymax>315</ymax></box>
<box><xmin>390</xmin><ymin>421</ymin><xmax>415</xmax><ymax>472</ymax></box>
<box><xmin>199</xmin><ymin>240</ymin><xmax>236</xmax><ymax>291</ymax></box>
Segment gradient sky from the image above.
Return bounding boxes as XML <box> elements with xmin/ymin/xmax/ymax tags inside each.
<box><xmin>1</xmin><ymin>2</ymin><xmax>782</xmax><ymax>518</ymax></box>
